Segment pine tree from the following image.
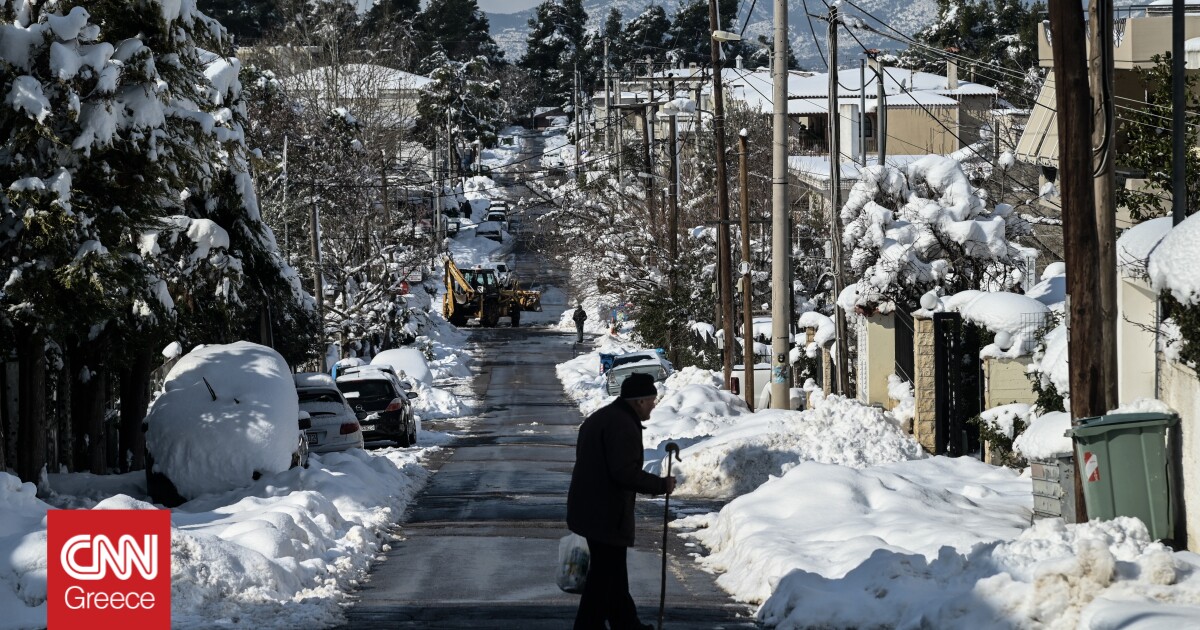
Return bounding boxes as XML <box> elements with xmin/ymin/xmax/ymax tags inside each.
<box><xmin>667</xmin><ymin>0</ymin><xmax>754</xmax><ymax>68</ymax></box>
<box><xmin>414</xmin><ymin>0</ymin><xmax>504</xmax><ymax>69</ymax></box>
<box><xmin>417</xmin><ymin>52</ymin><xmax>504</xmax><ymax>153</ymax></box>
<box><xmin>519</xmin><ymin>0</ymin><xmax>590</xmax><ymax>109</ymax></box>
<box><xmin>621</xmin><ymin>5</ymin><xmax>672</xmax><ymax>67</ymax></box>
<box><xmin>0</xmin><ymin>0</ymin><xmax>316</xmax><ymax>479</ymax></box>
<box><xmin>197</xmin><ymin>0</ymin><xmax>281</xmax><ymax>41</ymax></box>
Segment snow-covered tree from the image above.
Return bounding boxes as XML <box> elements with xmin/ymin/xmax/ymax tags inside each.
<box><xmin>519</xmin><ymin>0</ymin><xmax>590</xmax><ymax>109</ymax></box>
<box><xmin>667</xmin><ymin>0</ymin><xmax>755</xmax><ymax>68</ymax></box>
<box><xmin>417</xmin><ymin>52</ymin><xmax>503</xmax><ymax>153</ymax></box>
<box><xmin>414</xmin><ymin>0</ymin><xmax>504</xmax><ymax>69</ymax></box>
<box><xmin>619</xmin><ymin>5</ymin><xmax>672</xmax><ymax>70</ymax></box>
<box><xmin>839</xmin><ymin>156</ymin><xmax>1032</xmax><ymax>311</ymax></box>
<box><xmin>0</xmin><ymin>0</ymin><xmax>315</xmax><ymax>480</ymax></box>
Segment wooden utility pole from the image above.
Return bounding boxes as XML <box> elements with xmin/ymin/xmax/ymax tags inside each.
<box><xmin>739</xmin><ymin>131</ymin><xmax>755</xmax><ymax>410</ymax></box>
<box><xmin>709</xmin><ymin>0</ymin><xmax>736</xmax><ymax>385</ymax></box>
<box><xmin>1049</xmin><ymin>0</ymin><xmax>1104</xmax><ymax>522</ymax></box>
<box><xmin>1090</xmin><ymin>0</ymin><xmax>1118</xmax><ymax>410</ymax></box>
<box><xmin>828</xmin><ymin>7</ymin><xmax>851</xmax><ymax>395</ymax></box>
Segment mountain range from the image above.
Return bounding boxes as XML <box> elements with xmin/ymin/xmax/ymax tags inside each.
<box><xmin>485</xmin><ymin>0</ymin><xmax>939</xmax><ymax>70</ymax></box>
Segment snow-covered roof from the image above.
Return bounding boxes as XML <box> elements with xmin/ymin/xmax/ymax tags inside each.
<box><xmin>787</xmin><ymin>154</ymin><xmax>929</xmax><ymax>183</ymax></box>
<box><xmin>282</xmin><ymin>63</ymin><xmax>432</xmax><ymax>97</ymax></box>
<box><xmin>723</xmin><ymin>67</ymin><xmax>995</xmax><ymax>116</ymax></box>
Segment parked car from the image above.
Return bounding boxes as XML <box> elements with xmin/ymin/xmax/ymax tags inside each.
<box><xmin>370</xmin><ymin>348</ymin><xmax>433</xmax><ymax>387</ymax></box>
<box><xmin>490</xmin><ymin>199</ymin><xmax>510</xmax><ymax>212</ymax></box>
<box><xmin>143</xmin><ymin>342</ymin><xmax>309</xmax><ymax>507</ymax></box>
<box><xmin>475</xmin><ymin>220</ymin><xmax>505</xmax><ymax>242</ymax></box>
<box><xmin>335</xmin><ymin>366</ymin><xmax>419</xmax><ymax>447</ymax></box>
<box><xmin>605</xmin><ymin>350</ymin><xmax>674</xmax><ymax>395</ymax></box>
<box><xmin>294</xmin><ymin>373</ymin><xmax>364</xmax><ymax>454</ymax></box>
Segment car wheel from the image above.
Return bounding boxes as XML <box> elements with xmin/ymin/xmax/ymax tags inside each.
<box><xmin>408</xmin><ymin>414</ymin><xmax>418</xmax><ymax>446</ymax></box>
<box><xmin>144</xmin><ymin>452</ymin><xmax>187</xmax><ymax>508</ymax></box>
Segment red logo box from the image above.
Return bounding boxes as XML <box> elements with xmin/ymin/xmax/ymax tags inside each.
<box><xmin>48</xmin><ymin>509</ymin><xmax>171</xmax><ymax>630</ymax></box>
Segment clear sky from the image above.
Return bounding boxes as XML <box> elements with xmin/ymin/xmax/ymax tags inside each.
<box><xmin>477</xmin><ymin>0</ymin><xmax>541</xmax><ymax>12</ymax></box>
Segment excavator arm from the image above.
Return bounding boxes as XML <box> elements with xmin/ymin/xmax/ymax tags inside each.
<box><xmin>443</xmin><ymin>256</ymin><xmax>478</xmax><ymax>320</ymax></box>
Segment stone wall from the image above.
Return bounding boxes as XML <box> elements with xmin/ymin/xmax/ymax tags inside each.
<box><xmin>912</xmin><ymin>315</ymin><xmax>938</xmax><ymax>453</ymax></box>
<box><xmin>1159</xmin><ymin>358</ymin><xmax>1200</xmax><ymax>550</ymax></box>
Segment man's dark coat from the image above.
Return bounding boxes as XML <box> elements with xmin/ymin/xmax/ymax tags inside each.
<box><xmin>567</xmin><ymin>398</ymin><xmax>669</xmax><ymax>547</ymax></box>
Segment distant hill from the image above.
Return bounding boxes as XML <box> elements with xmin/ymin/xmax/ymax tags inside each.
<box><xmin>485</xmin><ymin>0</ymin><xmax>938</xmax><ymax>70</ymax></box>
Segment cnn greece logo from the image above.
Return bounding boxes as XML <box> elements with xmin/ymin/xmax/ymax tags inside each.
<box><xmin>49</xmin><ymin>509</ymin><xmax>171</xmax><ymax>630</ymax></box>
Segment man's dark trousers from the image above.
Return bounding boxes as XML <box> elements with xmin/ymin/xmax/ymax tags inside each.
<box><xmin>576</xmin><ymin>323</ymin><xmax>584</xmax><ymax>343</ymax></box>
<box><xmin>573</xmin><ymin>539</ymin><xmax>644</xmax><ymax>629</ymax></box>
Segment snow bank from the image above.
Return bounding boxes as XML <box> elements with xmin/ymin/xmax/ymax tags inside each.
<box><xmin>0</xmin><ymin>447</ymin><xmax>432</xmax><ymax>629</ymax></box>
<box><xmin>981</xmin><ymin>403</ymin><xmax>1032</xmax><ymax>439</ymax></box>
<box><xmin>642</xmin><ymin>381</ymin><xmax>750</xmax><ymax>450</ymax></box>
<box><xmin>682</xmin><ymin>457</ymin><xmax>1030</xmax><ymax>608</ymax></box>
<box><xmin>661</xmin><ymin>395</ymin><xmax>926</xmax><ymax>498</ymax></box>
<box><xmin>1117</xmin><ymin>217</ymin><xmax>1172</xmax><ymax>277</ymax></box>
<box><xmin>1150</xmin><ymin>212</ymin><xmax>1200</xmax><ymax>304</ymax></box>
<box><xmin>1014</xmin><ymin>410</ymin><xmax>1072</xmax><ymax>460</ymax></box>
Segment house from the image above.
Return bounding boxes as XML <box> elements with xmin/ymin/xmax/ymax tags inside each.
<box><xmin>1013</xmin><ymin>5</ymin><xmax>1200</xmax><ymax>549</ymax></box>
<box><xmin>281</xmin><ymin>63</ymin><xmax>432</xmax><ymax>128</ymax></box>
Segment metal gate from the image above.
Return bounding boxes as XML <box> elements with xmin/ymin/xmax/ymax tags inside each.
<box><xmin>894</xmin><ymin>310</ymin><xmax>915</xmax><ymax>383</ymax></box>
<box><xmin>933</xmin><ymin>312</ymin><xmax>984</xmax><ymax>456</ymax></box>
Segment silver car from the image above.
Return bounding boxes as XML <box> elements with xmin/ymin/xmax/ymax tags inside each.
<box><xmin>295</xmin><ymin>374</ymin><xmax>365</xmax><ymax>453</ymax></box>
<box><xmin>605</xmin><ymin>351</ymin><xmax>674</xmax><ymax>395</ymax></box>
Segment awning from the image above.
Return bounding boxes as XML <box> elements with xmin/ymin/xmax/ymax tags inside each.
<box><xmin>1015</xmin><ymin>72</ymin><xmax>1059</xmax><ymax>168</ymax></box>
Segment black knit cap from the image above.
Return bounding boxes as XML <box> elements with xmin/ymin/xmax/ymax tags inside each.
<box><xmin>620</xmin><ymin>373</ymin><xmax>657</xmax><ymax>400</ymax></box>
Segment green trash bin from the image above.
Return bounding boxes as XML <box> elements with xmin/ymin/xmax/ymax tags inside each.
<box><xmin>1068</xmin><ymin>412</ymin><xmax>1179</xmax><ymax>541</ymax></box>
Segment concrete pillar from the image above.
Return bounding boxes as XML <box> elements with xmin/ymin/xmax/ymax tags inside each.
<box><xmin>912</xmin><ymin>314</ymin><xmax>938</xmax><ymax>453</ymax></box>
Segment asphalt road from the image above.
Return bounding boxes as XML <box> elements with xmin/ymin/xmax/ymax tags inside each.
<box><xmin>338</xmin><ymin>134</ymin><xmax>758</xmax><ymax>629</ymax></box>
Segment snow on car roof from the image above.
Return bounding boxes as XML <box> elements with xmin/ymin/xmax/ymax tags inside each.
<box><xmin>294</xmin><ymin>372</ymin><xmax>336</xmax><ymax>388</ymax></box>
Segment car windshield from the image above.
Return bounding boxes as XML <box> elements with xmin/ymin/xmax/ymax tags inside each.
<box><xmin>612</xmin><ymin>353</ymin><xmax>655</xmax><ymax>368</ymax></box>
<box><xmin>338</xmin><ymin>380</ymin><xmax>394</xmax><ymax>401</ymax></box>
<box><xmin>299</xmin><ymin>390</ymin><xmax>344</xmax><ymax>404</ymax></box>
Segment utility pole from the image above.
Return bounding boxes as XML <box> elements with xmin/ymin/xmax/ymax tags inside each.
<box><xmin>646</xmin><ymin>57</ymin><xmax>659</xmax><ymax>240</ymax></box>
<box><xmin>1090</xmin><ymin>0</ymin><xmax>1118</xmax><ymax>410</ymax></box>
<box><xmin>310</xmin><ymin>187</ymin><xmax>325</xmax><ymax>372</ymax></box>
<box><xmin>1049</xmin><ymin>0</ymin><xmax>1103</xmax><ymax>523</ymax></box>
<box><xmin>859</xmin><ymin>59</ymin><xmax>868</xmax><ymax>166</ymax></box>
<box><xmin>604</xmin><ymin>38</ymin><xmax>612</xmax><ymax>154</ymax></box>
<box><xmin>739</xmin><ymin>131</ymin><xmax>756</xmax><ymax>410</ymax></box>
<box><xmin>710</xmin><ymin>0</ymin><xmax>736</xmax><ymax>385</ymax></box>
<box><xmin>281</xmin><ymin>134</ymin><xmax>289</xmax><ymax>256</ymax></box>
<box><xmin>827</xmin><ymin>6</ymin><xmax>851</xmax><ymax>395</ymax></box>
<box><xmin>770</xmin><ymin>0</ymin><xmax>791</xmax><ymax>409</ymax></box>
<box><xmin>668</xmin><ymin>80</ymin><xmax>681</xmax><ymax>364</ymax></box>
<box><xmin>1174</xmin><ymin>0</ymin><xmax>1188</xmax><ymax>227</ymax></box>
<box><xmin>640</xmin><ymin>108</ymin><xmax>656</xmax><ymax>227</ymax></box>
<box><xmin>875</xmin><ymin>56</ymin><xmax>887</xmax><ymax>162</ymax></box>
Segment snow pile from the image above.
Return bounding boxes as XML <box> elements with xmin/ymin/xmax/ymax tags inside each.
<box><xmin>642</xmin><ymin>382</ymin><xmax>751</xmax><ymax>450</ymax></box>
<box><xmin>950</xmin><ymin>290</ymin><xmax>1049</xmax><ymax>357</ymax></box>
<box><xmin>1150</xmin><ymin>212</ymin><xmax>1200</xmax><ymax>304</ymax></box>
<box><xmin>0</xmin><ymin>447</ymin><xmax>432</xmax><ymax>629</ymax></box>
<box><xmin>1014</xmin><ymin>410</ymin><xmax>1072</xmax><ymax>460</ymax></box>
<box><xmin>662</xmin><ymin>395</ymin><xmax>927</xmax><ymax>498</ymax></box>
<box><xmin>1117</xmin><ymin>217</ymin><xmax>1172</xmax><ymax>278</ymax></box>
<box><xmin>1110</xmin><ymin>397</ymin><xmax>1175</xmax><ymax>416</ymax></box>
<box><xmin>681</xmin><ymin>457</ymin><xmax>1030</xmax><ymax>609</ymax></box>
<box><xmin>144</xmin><ymin>342</ymin><xmax>300</xmax><ymax>500</ymax></box>
<box><xmin>887</xmin><ymin>373</ymin><xmax>915</xmax><ymax>428</ymax></box>
<box><xmin>981</xmin><ymin>403</ymin><xmax>1032</xmax><ymax>439</ymax></box>
<box><xmin>797</xmin><ymin>310</ymin><xmax>835</xmax><ymax>357</ymax></box>
<box><xmin>1027</xmin><ymin>261</ymin><xmax>1067</xmax><ymax>308</ymax></box>
<box><xmin>1030</xmin><ymin>321</ymin><xmax>1070</xmax><ymax>399</ymax></box>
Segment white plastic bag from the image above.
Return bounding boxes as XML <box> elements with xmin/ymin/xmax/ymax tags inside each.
<box><xmin>556</xmin><ymin>533</ymin><xmax>590</xmax><ymax>594</ymax></box>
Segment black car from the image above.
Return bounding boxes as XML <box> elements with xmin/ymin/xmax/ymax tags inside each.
<box><xmin>335</xmin><ymin>366</ymin><xmax>419</xmax><ymax>447</ymax></box>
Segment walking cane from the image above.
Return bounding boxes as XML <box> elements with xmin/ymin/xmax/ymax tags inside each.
<box><xmin>658</xmin><ymin>442</ymin><xmax>681</xmax><ymax>630</ymax></box>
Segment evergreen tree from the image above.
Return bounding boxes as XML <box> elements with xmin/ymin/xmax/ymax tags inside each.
<box><xmin>197</xmin><ymin>0</ymin><xmax>281</xmax><ymax>42</ymax></box>
<box><xmin>667</xmin><ymin>0</ymin><xmax>755</xmax><ymax>68</ymax></box>
<box><xmin>621</xmin><ymin>5</ymin><xmax>672</xmax><ymax>67</ymax></box>
<box><xmin>0</xmin><ymin>0</ymin><xmax>316</xmax><ymax>478</ymax></box>
<box><xmin>519</xmin><ymin>0</ymin><xmax>590</xmax><ymax>108</ymax></box>
<box><xmin>414</xmin><ymin>0</ymin><xmax>504</xmax><ymax>69</ymax></box>
<box><xmin>899</xmin><ymin>0</ymin><xmax>1045</xmax><ymax>106</ymax></box>
<box><xmin>417</xmin><ymin>52</ymin><xmax>504</xmax><ymax>153</ymax></box>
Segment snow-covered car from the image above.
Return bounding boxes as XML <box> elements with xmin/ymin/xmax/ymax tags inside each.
<box><xmin>371</xmin><ymin>348</ymin><xmax>433</xmax><ymax>387</ymax></box>
<box><xmin>335</xmin><ymin>365</ymin><xmax>418</xmax><ymax>446</ymax></box>
<box><xmin>605</xmin><ymin>350</ymin><xmax>675</xmax><ymax>395</ymax></box>
<box><xmin>475</xmin><ymin>220</ymin><xmax>505</xmax><ymax>242</ymax></box>
<box><xmin>143</xmin><ymin>342</ymin><xmax>309</xmax><ymax>506</ymax></box>
<box><xmin>484</xmin><ymin>210</ymin><xmax>509</xmax><ymax>229</ymax></box>
<box><xmin>294</xmin><ymin>372</ymin><xmax>364</xmax><ymax>454</ymax></box>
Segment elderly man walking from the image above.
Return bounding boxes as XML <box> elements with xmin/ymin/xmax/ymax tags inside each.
<box><xmin>573</xmin><ymin>304</ymin><xmax>587</xmax><ymax>343</ymax></box>
<box><xmin>567</xmin><ymin>373</ymin><xmax>675</xmax><ymax>630</ymax></box>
